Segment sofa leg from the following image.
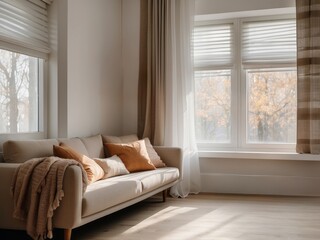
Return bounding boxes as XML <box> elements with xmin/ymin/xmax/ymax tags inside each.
<box><xmin>64</xmin><ymin>228</ymin><xmax>72</xmax><ymax>240</ymax></box>
<box><xmin>162</xmin><ymin>189</ymin><xmax>167</xmax><ymax>202</ymax></box>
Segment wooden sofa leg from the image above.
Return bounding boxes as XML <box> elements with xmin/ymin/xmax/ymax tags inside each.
<box><xmin>64</xmin><ymin>229</ymin><xmax>72</xmax><ymax>240</ymax></box>
<box><xmin>162</xmin><ymin>189</ymin><xmax>167</xmax><ymax>202</ymax></box>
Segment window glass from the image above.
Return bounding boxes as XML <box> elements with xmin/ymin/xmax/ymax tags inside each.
<box><xmin>246</xmin><ymin>68</ymin><xmax>297</xmax><ymax>143</ymax></box>
<box><xmin>195</xmin><ymin>70</ymin><xmax>231</xmax><ymax>143</ymax></box>
<box><xmin>0</xmin><ymin>49</ymin><xmax>39</xmax><ymax>133</ymax></box>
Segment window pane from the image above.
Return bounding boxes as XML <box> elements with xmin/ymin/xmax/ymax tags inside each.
<box><xmin>195</xmin><ymin>70</ymin><xmax>231</xmax><ymax>143</ymax></box>
<box><xmin>247</xmin><ymin>69</ymin><xmax>296</xmax><ymax>143</ymax></box>
<box><xmin>0</xmin><ymin>49</ymin><xmax>39</xmax><ymax>133</ymax></box>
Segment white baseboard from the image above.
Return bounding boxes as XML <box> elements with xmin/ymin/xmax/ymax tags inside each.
<box><xmin>201</xmin><ymin>173</ymin><xmax>320</xmax><ymax>196</ymax></box>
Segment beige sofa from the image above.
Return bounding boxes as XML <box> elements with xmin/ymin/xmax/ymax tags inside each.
<box><xmin>0</xmin><ymin>134</ymin><xmax>182</xmax><ymax>240</ymax></box>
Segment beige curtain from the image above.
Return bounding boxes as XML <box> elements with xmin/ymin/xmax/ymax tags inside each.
<box><xmin>138</xmin><ymin>0</ymin><xmax>165</xmax><ymax>146</ymax></box>
<box><xmin>296</xmin><ymin>0</ymin><xmax>320</xmax><ymax>154</ymax></box>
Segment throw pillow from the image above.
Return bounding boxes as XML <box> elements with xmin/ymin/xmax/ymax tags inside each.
<box><xmin>94</xmin><ymin>155</ymin><xmax>129</xmax><ymax>179</ymax></box>
<box><xmin>102</xmin><ymin>134</ymin><xmax>139</xmax><ymax>157</ymax></box>
<box><xmin>53</xmin><ymin>144</ymin><xmax>104</xmax><ymax>184</ymax></box>
<box><xmin>143</xmin><ymin>138</ymin><xmax>166</xmax><ymax>168</ymax></box>
<box><xmin>104</xmin><ymin>140</ymin><xmax>156</xmax><ymax>173</ymax></box>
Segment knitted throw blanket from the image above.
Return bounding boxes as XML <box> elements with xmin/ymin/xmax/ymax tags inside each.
<box><xmin>11</xmin><ymin>157</ymin><xmax>88</xmax><ymax>240</ymax></box>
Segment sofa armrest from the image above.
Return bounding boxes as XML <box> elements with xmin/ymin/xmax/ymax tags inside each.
<box><xmin>153</xmin><ymin>146</ymin><xmax>182</xmax><ymax>178</ymax></box>
<box><xmin>0</xmin><ymin>163</ymin><xmax>83</xmax><ymax>230</ymax></box>
<box><xmin>53</xmin><ymin>165</ymin><xmax>83</xmax><ymax>229</ymax></box>
<box><xmin>0</xmin><ymin>163</ymin><xmax>25</xmax><ymax>229</ymax></box>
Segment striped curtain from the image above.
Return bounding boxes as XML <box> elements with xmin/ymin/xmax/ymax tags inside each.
<box><xmin>296</xmin><ymin>0</ymin><xmax>320</xmax><ymax>154</ymax></box>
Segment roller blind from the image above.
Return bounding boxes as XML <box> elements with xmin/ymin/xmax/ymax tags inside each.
<box><xmin>0</xmin><ymin>0</ymin><xmax>50</xmax><ymax>58</ymax></box>
<box><xmin>194</xmin><ymin>23</ymin><xmax>233</xmax><ymax>69</ymax></box>
<box><xmin>242</xmin><ymin>18</ymin><xmax>296</xmax><ymax>68</ymax></box>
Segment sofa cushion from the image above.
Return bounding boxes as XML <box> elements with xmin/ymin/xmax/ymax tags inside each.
<box><xmin>94</xmin><ymin>155</ymin><xmax>129</xmax><ymax>179</ymax></box>
<box><xmin>128</xmin><ymin>167</ymin><xmax>179</xmax><ymax>193</ymax></box>
<box><xmin>102</xmin><ymin>134</ymin><xmax>139</xmax><ymax>144</ymax></box>
<box><xmin>53</xmin><ymin>144</ymin><xmax>104</xmax><ymax>184</ymax></box>
<box><xmin>82</xmin><ymin>177</ymin><xmax>142</xmax><ymax>217</ymax></box>
<box><xmin>102</xmin><ymin>134</ymin><xmax>139</xmax><ymax>157</ymax></box>
<box><xmin>143</xmin><ymin>138</ymin><xmax>166</xmax><ymax>168</ymax></box>
<box><xmin>3</xmin><ymin>139</ymin><xmax>59</xmax><ymax>163</ymax></box>
<box><xmin>80</xmin><ymin>135</ymin><xmax>104</xmax><ymax>158</ymax></box>
<box><xmin>58</xmin><ymin>138</ymin><xmax>89</xmax><ymax>156</ymax></box>
<box><xmin>105</xmin><ymin>140</ymin><xmax>156</xmax><ymax>173</ymax></box>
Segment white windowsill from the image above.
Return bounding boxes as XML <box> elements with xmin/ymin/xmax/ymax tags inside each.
<box><xmin>198</xmin><ymin>151</ymin><xmax>320</xmax><ymax>161</ymax></box>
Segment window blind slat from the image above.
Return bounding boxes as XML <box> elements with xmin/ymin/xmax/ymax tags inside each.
<box><xmin>194</xmin><ymin>23</ymin><xmax>233</xmax><ymax>68</ymax></box>
<box><xmin>242</xmin><ymin>19</ymin><xmax>296</xmax><ymax>66</ymax></box>
<box><xmin>0</xmin><ymin>0</ymin><xmax>50</xmax><ymax>57</ymax></box>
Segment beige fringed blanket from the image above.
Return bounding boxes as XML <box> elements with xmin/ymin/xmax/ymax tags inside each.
<box><xmin>11</xmin><ymin>157</ymin><xmax>88</xmax><ymax>240</ymax></box>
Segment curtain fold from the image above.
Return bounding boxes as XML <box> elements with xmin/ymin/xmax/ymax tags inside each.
<box><xmin>138</xmin><ymin>0</ymin><xmax>201</xmax><ymax>197</ymax></box>
<box><xmin>296</xmin><ymin>0</ymin><xmax>320</xmax><ymax>154</ymax></box>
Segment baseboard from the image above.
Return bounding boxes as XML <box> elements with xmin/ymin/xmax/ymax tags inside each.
<box><xmin>201</xmin><ymin>173</ymin><xmax>320</xmax><ymax>196</ymax></box>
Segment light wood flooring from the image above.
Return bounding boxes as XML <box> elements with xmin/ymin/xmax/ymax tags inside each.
<box><xmin>1</xmin><ymin>193</ymin><xmax>320</xmax><ymax>240</ymax></box>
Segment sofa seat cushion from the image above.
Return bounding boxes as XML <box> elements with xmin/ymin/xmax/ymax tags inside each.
<box><xmin>82</xmin><ymin>178</ymin><xmax>142</xmax><ymax>217</ymax></box>
<box><xmin>129</xmin><ymin>167</ymin><xmax>179</xmax><ymax>193</ymax></box>
<box><xmin>82</xmin><ymin>167</ymin><xmax>179</xmax><ymax>217</ymax></box>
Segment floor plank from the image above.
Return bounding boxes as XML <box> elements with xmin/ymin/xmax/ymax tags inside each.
<box><xmin>1</xmin><ymin>194</ymin><xmax>320</xmax><ymax>240</ymax></box>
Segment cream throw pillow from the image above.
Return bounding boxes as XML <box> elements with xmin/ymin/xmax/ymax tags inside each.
<box><xmin>143</xmin><ymin>138</ymin><xmax>166</xmax><ymax>168</ymax></box>
<box><xmin>94</xmin><ymin>155</ymin><xmax>129</xmax><ymax>179</ymax></box>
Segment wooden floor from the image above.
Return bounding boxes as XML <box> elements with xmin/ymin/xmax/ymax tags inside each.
<box><xmin>1</xmin><ymin>193</ymin><xmax>320</xmax><ymax>240</ymax></box>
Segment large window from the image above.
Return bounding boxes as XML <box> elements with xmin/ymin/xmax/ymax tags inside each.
<box><xmin>0</xmin><ymin>0</ymin><xmax>50</xmax><ymax>137</ymax></box>
<box><xmin>194</xmin><ymin>15</ymin><xmax>297</xmax><ymax>152</ymax></box>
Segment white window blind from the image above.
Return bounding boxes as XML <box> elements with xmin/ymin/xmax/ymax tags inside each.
<box><xmin>194</xmin><ymin>23</ymin><xmax>233</xmax><ymax>69</ymax></box>
<box><xmin>242</xmin><ymin>19</ymin><xmax>296</xmax><ymax>68</ymax></box>
<box><xmin>0</xmin><ymin>0</ymin><xmax>50</xmax><ymax>58</ymax></box>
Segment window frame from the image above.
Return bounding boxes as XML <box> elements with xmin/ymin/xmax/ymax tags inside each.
<box><xmin>194</xmin><ymin>13</ymin><xmax>297</xmax><ymax>153</ymax></box>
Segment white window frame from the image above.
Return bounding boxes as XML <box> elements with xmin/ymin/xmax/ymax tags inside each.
<box><xmin>195</xmin><ymin>10</ymin><xmax>297</xmax><ymax>153</ymax></box>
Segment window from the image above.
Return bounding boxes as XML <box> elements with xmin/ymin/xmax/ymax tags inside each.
<box><xmin>194</xmin><ymin>15</ymin><xmax>297</xmax><ymax>152</ymax></box>
<box><xmin>0</xmin><ymin>0</ymin><xmax>50</xmax><ymax>136</ymax></box>
<box><xmin>0</xmin><ymin>49</ymin><xmax>41</xmax><ymax>133</ymax></box>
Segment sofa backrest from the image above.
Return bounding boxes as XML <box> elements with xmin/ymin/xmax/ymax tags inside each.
<box><xmin>3</xmin><ymin>134</ymin><xmax>105</xmax><ymax>163</ymax></box>
<box><xmin>3</xmin><ymin>139</ymin><xmax>59</xmax><ymax>163</ymax></box>
<box><xmin>80</xmin><ymin>135</ymin><xmax>104</xmax><ymax>158</ymax></box>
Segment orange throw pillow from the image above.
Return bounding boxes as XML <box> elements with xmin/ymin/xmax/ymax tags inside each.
<box><xmin>104</xmin><ymin>140</ymin><xmax>156</xmax><ymax>173</ymax></box>
<box><xmin>53</xmin><ymin>144</ymin><xmax>104</xmax><ymax>184</ymax></box>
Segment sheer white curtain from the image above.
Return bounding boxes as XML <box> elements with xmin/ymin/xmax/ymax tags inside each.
<box><xmin>163</xmin><ymin>0</ymin><xmax>201</xmax><ymax>197</ymax></box>
<box><xmin>138</xmin><ymin>0</ymin><xmax>201</xmax><ymax>197</ymax></box>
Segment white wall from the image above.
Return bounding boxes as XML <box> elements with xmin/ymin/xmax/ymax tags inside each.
<box><xmin>48</xmin><ymin>0</ymin><xmax>123</xmax><ymax>138</ymax></box>
<box><xmin>67</xmin><ymin>0</ymin><xmax>123</xmax><ymax>137</ymax></box>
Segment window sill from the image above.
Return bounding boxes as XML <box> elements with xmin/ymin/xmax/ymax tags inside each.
<box><xmin>198</xmin><ymin>151</ymin><xmax>320</xmax><ymax>161</ymax></box>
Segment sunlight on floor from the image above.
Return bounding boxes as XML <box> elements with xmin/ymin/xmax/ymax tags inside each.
<box><xmin>122</xmin><ymin>206</ymin><xmax>197</xmax><ymax>235</ymax></box>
